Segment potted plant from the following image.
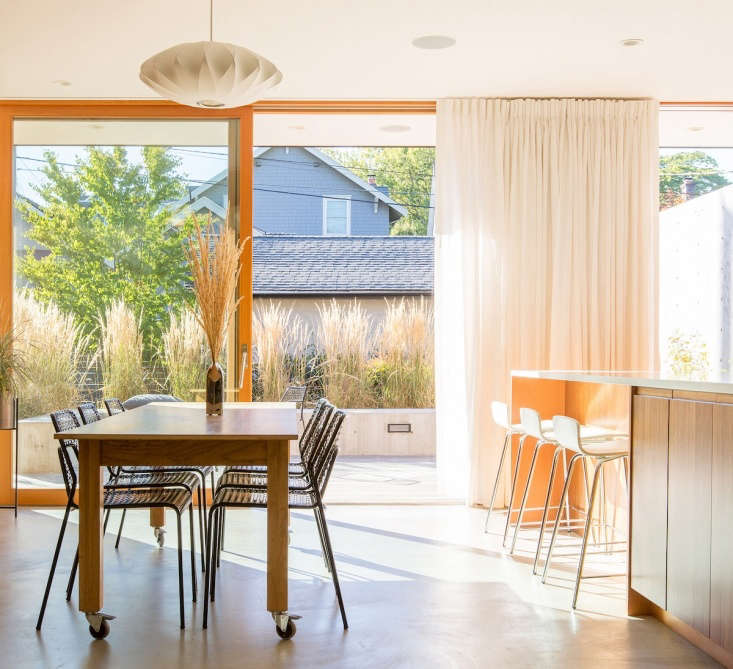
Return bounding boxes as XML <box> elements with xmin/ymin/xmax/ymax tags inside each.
<box><xmin>185</xmin><ymin>216</ymin><xmax>247</xmax><ymax>415</ymax></box>
<box><xmin>0</xmin><ymin>325</ymin><xmax>27</xmax><ymax>430</ymax></box>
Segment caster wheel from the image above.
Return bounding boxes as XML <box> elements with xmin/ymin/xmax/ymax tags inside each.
<box><xmin>89</xmin><ymin>619</ymin><xmax>110</xmax><ymax>640</ymax></box>
<box><xmin>276</xmin><ymin>619</ymin><xmax>296</xmax><ymax>640</ymax></box>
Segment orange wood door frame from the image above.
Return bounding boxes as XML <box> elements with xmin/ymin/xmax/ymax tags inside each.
<box><xmin>0</xmin><ymin>100</ymin><xmax>253</xmax><ymax>506</ymax></box>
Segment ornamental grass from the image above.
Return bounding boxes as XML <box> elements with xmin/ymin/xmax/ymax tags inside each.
<box><xmin>185</xmin><ymin>216</ymin><xmax>247</xmax><ymax>365</ymax></box>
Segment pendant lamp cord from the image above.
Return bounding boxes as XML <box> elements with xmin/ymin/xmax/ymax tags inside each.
<box><xmin>209</xmin><ymin>0</ymin><xmax>213</xmax><ymax>41</ymax></box>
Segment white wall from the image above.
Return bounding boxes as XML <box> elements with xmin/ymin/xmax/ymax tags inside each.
<box><xmin>660</xmin><ymin>184</ymin><xmax>733</xmax><ymax>371</ymax></box>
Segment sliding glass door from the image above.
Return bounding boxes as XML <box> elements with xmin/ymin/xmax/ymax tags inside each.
<box><xmin>0</xmin><ymin>106</ymin><xmax>252</xmax><ymax>503</ymax></box>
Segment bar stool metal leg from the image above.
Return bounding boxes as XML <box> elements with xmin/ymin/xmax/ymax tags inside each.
<box><xmin>533</xmin><ymin>446</ymin><xmax>563</xmax><ymax>575</ymax></box>
<box><xmin>502</xmin><ymin>434</ymin><xmax>529</xmax><ymax>547</ymax></box>
<box><xmin>484</xmin><ymin>430</ymin><xmax>512</xmax><ymax>533</ymax></box>
<box><xmin>572</xmin><ymin>457</ymin><xmax>611</xmax><ymax>609</ymax></box>
<box><xmin>510</xmin><ymin>438</ymin><xmax>550</xmax><ymax>554</ymax></box>
<box><xmin>542</xmin><ymin>453</ymin><xmax>583</xmax><ymax>583</ymax></box>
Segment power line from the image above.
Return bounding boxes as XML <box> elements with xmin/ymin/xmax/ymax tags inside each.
<box><xmin>15</xmin><ymin>166</ymin><xmax>433</xmax><ymax>210</ymax></box>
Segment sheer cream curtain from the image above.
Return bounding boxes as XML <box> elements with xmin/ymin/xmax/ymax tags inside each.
<box><xmin>434</xmin><ymin>98</ymin><xmax>659</xmax><ymax>504</ymax></box>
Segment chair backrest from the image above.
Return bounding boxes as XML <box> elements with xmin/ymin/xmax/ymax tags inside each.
<box><xmin>78</xmin><ymin>402</ymin><xmax>103</xmax><ymax>425</ymax></box>
<box><xmin>491</xmin><ymin>401</ymin><xmax>510</xmax><ymax>430</ymax></box>
<box><xmin>300</xmin><ymin>400</ymin><xmax>334</xmax><ymax>468</ymax></box>
<box><xmin>299</xmin><ymin>398</ymin><xmax>329</xmax><ymax>461</ymax></box>
<box><xmin>280</xmin><ymin>384</ymin><xmax>308</xmax><ymax>422</ymax></box>
<box><xmin>280</xmin><ymin>385</ymin><xmax>308</xmax><ymax>404</ymax></box>
<box><xmin>520</xmin><ymin>407</ymin><xmax>545</xmax><ymax>440</ymax></box>
<box><xmin>50</xmin><ymin>409</ymin><xmax>81</xmax><ymax>502</ymax></box>
<box><xmin>552</xmin><ymin>415</ymin><xmax>581</xmax><ymax>452</ymax></box>
<box><xmin>104</xmin><ymin>398</ymin><xmax>125</xmax><ymax>416</ymax></box>
<box><xmin>123</xmin><ymin>394</ymin><xmax>181</xmax><ymax>410</ymax></box>
<box><xmin>309</xmin><ymin>409</ymin><xmax>346</xmax><ymax>497</ymax></box>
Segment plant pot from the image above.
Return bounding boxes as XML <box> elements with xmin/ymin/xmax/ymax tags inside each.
<box><xmin>206</xmin><ymin>362</ymin><xmax>223</xmax><ymax>416</ymax></box>
<box><xmin>0</xmin><ymin>393</ymin><xmax>16</xmax><ymax>430</ymax></box>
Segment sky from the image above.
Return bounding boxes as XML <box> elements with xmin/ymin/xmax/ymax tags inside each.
<box><xmin>16</xmin><ymin>144</ymin><xmax>733</xmax><ymax>204</ymax></box>
<box><xmin>14</xmin><ymin>145</ymin><xmax>229</xmax><ymax>203</ymax></box>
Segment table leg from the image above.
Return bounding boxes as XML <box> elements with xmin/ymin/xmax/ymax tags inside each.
<box><xmin>78</xmin><ymin>439</ymin><xmax>103</xmax><ymax>614</ymax></box>
<box><xmin>150</xmin><ymin>508</ymin><xmax>165</xmax><ymax>528</ymax></box>
<box><xmin>267</xmin><ymin>439</ymin><xmax>288</xmax><ymax>615</ymax></box>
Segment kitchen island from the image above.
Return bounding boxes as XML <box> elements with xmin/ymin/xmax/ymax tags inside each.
<box><xmin>511</xmin><ymin>370</ymin><xmax>733</xmax><ymax>668</ymax></box>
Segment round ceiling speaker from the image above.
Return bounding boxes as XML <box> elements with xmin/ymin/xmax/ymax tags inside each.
<box><xmin>140</xmin><ymin>41</ymin><xmax>282</xmax><ymax>109</ymax></box>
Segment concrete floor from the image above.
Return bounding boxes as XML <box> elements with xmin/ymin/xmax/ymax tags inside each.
<box><xmin>0</xmin><ymin>505</ymin><xmax>720</xmax><ymax>669</ymax></box>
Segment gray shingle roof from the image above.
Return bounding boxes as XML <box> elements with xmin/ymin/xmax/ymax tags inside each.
<box><xmin>253</xmin><ymin>236</ymin><xmax>434</xmax><ymax>296</ymax></box>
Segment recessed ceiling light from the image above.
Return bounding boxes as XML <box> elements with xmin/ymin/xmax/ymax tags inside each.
<box><xmin>620</xmin><ymin>38</ymin><xmax>644</xmax><ymax>47</ymax></box>
<box><xmin>380</xmin><ymin>124</ymin><xmax>411</xmax><ymax>133</ymax></box>
<box><xmin>688</xmin><ymin>125</ymin><xmax>704</xmax><ymax>132</ymax></box>
<box><xmin>412</xmin><ymin>35</ymin><xmax>456</xmax><ymax>50</ymax></box>
<box><xmin>52</xmin><ymin>79</ymin><xmax>72</xmax><ymax>86</ymax></box>
<box><xmin>288</xmin><ymin>125</ymin><xmax>305</xmax><ymax>130</ymax></box>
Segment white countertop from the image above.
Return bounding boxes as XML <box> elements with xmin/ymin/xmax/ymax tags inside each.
<box><xmin>511</xmin><ymin>370</ymin><xmax>733</xmax><ymax>394</ymax></box>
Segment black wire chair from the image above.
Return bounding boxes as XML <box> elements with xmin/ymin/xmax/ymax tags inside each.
<box><xmin>101</xmin><ymin>397</ymin><xmax>216</xmax><ymax>564</ymax></box>
<box><xmin>202</xmin><ymin>403</ymin><xmax>348</xmax><ymax>633</ymax></box>
<box><xmin>37</xmin><ymin>409</ymin><xmax>198</xmax><ymax>631</ymax></box>
<box><xmin>280</xmin><ymin>384</ymin><xmax>308</xmax><ymax>423</ymax></box>
<box><xmin>212</xmin><ymin>399</ymin><xmax>330</xmax><ymax>563</ymax></box>
<box><xmin>78</xmin><ymin>402</ymin><xmax>200</xmax><ymax>550</ymax></box>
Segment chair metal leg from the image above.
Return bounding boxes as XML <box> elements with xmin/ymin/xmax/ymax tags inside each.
<box><xmin>572</xmin><ymin>458</ymin><xmax>606</xmax><ymax>609</ymax></box>
<box><xmin>177</xmin><ymin>512</ymin><xmax>185</xmax><ymax>629</ymax></box>
<box><xmin>102</xmin><ymin>508</ymin><xmax>112</xmax><ymax>534</ymax></box>
<box><xmin>197</xmin><ymin>487</ymin><xmax>205</xmax><ymax>572</ymax></box>
<box><xmin>202</xmin><ymin>504</ymin><xmax>219</xmax><ymax>629</ymax></box>
<box><xmin>315</xmin><ymin>504</ymin><xmax>348</xmax><ymax>629</ymax></box>
<box><xmin>219</xmin><ymin>507</ymin><xmax>226</xmax><ymax>558</ymax></box>
<box><xmin>510</xmin><ymin>439</ymin><xmax>546</xmax><ymax>554</ymax></box>
<box><xmin>561</xmin><ymin>451</ymin><xmax>571</xmax><ymax>529</ymax></box>
<box><xmin>484</xmin><ymin>431</ymin><xmax>511</xmax><ymax>533</ymax></box>
<box><xmin>210</xmin><ymin>508</ymin><xmax>220</xmax><ymax>600</ymax></box>
<box><xmin>189</xmin><ymin>504</ymin><xmax>197</xmax><ymax>603</ymax></box>
<box><xmin>114</xmin><ymin>509</ymin><xmax>126</xmax><ymax>549</ymax></box>
<box><xmin>36</xmin><ymin>502</ymin><xmax>72</xmax><ymax>630</ymax></box>
<box><xmin>313</xmin><ymin>499</ymin><xmax>332</xmax><ymax>572</ymax></box>
<box><xmin>542</xmin><ymin>454</ymin><xmax>583</xmax><ymax>583</ymax></box>
<box><xmin>65</xmin><ymin>546</ymin><xmax>78</xmax><ymax>601</ymax></box>
<box><xmin>502</xmin><ymin>434</ymin><xmax>528</xmax><ymax>547</ymax></box>
<box><xmin>533</xmin><ymin>447</ymin><xmax>562</xmax><ymax>575</ymax></box>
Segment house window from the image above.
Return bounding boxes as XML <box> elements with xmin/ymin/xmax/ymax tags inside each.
<box><xmin>322</xmin><ymin>196</ymin><xmax>351</xmax><ymax>235</ymax></box>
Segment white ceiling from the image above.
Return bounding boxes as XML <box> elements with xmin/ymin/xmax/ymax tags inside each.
<box><xmin>2</xmin><ymin>0</ymin><xmax>733</xmax><ymax>101</ymax></box>
<box><xmin>13</xmin><ymin>110</ymin><xmax>733</xmax><ymax>147</ymax></box>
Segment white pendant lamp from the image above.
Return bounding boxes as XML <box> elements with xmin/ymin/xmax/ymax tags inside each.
<box><xmin>139</xmin><ymin>0</ymin><xmax>282</xmax><ymax>108</ymax></box>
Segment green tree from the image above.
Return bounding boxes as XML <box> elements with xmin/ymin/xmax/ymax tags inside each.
<box><xmin>324</xmin><ymin>147</ymin><xmax>435</xmax><ymax>235</ymax></box>
<box><xmin>17</xmin><ymin>146</ymin><xmax>192</xmax><ymax>349</ymax></box>
<box><xmin>659</xmin><ymin>151</ymin><xmax>729</xmax><ymax>209</ymax></box>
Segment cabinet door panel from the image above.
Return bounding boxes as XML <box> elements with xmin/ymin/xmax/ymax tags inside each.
<box><xmin>711</xmin><ymin>403</ymin><xmax>733</xmax><ymax>651</ymax></box>
<box><xmin>630</xmin><ymin>395</ymin><xmax>669</xmax><ymax>608</ymax></box>
<box><xmin>668</xmin><ymin>399</ymin><xmax>712</xmax><ymax>637</ymax></box>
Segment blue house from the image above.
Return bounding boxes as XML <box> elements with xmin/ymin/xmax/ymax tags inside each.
<box><xmin>173</xmin><ymin>147</ymin><xmax>433</xmax><ymax>330</ymax></box>
<box><xmin>173</xmin><ymin>146</ymin><xmax>408</xmax><ymax>236</ymax></box>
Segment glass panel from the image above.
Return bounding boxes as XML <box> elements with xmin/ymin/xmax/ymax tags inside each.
<box><xmin>659</xmin><ymin>108</ymin><xmax>733</xmax><ymax>377</ymax></box>
<box><xmin>251</xmin><ymin>126</ymin><xmax>439</xmax><ymax>502</ymax></box>
<box><xmin>12</xmin><ymin>119</ymin><xmax>238</xmax><ymax>488</ymax></box>
<box><xmin>325</xmin><ymin>198</ymin><xmax>348</xmax><ymax>234</ymax></box>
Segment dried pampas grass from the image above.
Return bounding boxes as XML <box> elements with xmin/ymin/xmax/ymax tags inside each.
<box><xmin>185</xmin><ymin>215</ymin><xmax>248</xmax><ymax>364</ymax></box>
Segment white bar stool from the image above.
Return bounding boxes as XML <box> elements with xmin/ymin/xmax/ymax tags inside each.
<box><xmin>507</xmin><ymin>408</ymin><xmax>568</xmax><ymax>554</ymax></box>
<box><xmin>483</xmin><ymin>401</ymin><xmax>552</xmax><ymax>536</ymax></box>
<box><xmin>539</xmin><ymin>415</ymin><xmax>629</xmax><ymax>609</ymax></box>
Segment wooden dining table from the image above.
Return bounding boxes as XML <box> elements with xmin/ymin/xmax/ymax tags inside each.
<box><xmin>55</xmin><ymin>401</ymin><xmax>298</xmax><ymax>639</ymax></box>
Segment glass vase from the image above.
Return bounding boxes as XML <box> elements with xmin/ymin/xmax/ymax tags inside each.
<box><xmin>206</xmin><ymin>362</ymin><xmax>223</xmax><ymax>416</ymax></box>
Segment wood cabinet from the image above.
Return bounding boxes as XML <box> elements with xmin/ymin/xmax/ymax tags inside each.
<box><xmin>667</xmin><ymin>399</ymin><xmax>713</xmax><ymax>637</ymax></box>
<box><xmin>711</xmin><ymin>402</ymin><xmax>733</xmax><ymax>653</ymax></box>
<box><xmin>630</xmin><ymin>394</ymin><xmax>669</xmax><ymax>608</ymax></box>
